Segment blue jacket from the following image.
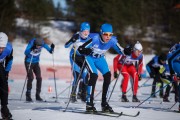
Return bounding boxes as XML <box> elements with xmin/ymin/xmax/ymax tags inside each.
<box><xmin>78</xmin><ymin>33</ymin><xmax>124</xmax><ymax>58</ymax></box>
<box><xmin>24</xmin><ymin>38</ymin><xmax>52</xmax><ymax>63</ymax></box>
<box><xmin>167</xmin><ymin>44</ymin><xmax>180</xmax><ymax>75</ymax></box>
<box><xmin>0</xmin><ymin>42</ymin><xmax>13</xmax><ymax>72</ymax></box>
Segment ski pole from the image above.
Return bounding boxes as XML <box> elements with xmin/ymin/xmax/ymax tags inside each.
<box><xmin>138</xmin><ymin>77</ymin><xmax>151</xmax><ymax>88</ymax></box>
<box><xmin>127</xmin><ymin>77</ymin><xmax>151</xmax><ymax>96</ymax></box>
<box><xmin>168</xmin><ymin>102</ymin><xmax>177</xmax><ymax>109</ymax></box>
<box><xmin>20</xmin><ymin>55</ymin><xmax>33</xmax><ymax>101</ymax></box>
<box><xmin>64</xmin><ymin>60</ymin><xmax>86</xmax><ymax>112</ymax></box>
<box><xmin>135</xmin><ymin>81</ymin><xmax>173</xmax><ymax>108</ymax></box>
<box><xmin>108</xmin><ymin>60</ymin><xmax>125</xmax><ymax>102</ymax></box>
<box><xmin>67</xmin><ymin>52</ymin><xmax>76</xmax><ymax>98</ymax></box>
<box><xmin>52</xmin><ymin>85</ymin><xmax>71</xmax><ymax>98</ymax></box>
<box><xmin>52</xmin><ymin>53</ymin><xmax>58</xmax><ymax>102</ymax></box>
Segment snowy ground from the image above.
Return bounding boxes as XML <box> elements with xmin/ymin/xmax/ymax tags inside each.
<box><xmin>8</xmin><ymin>78</ymin><xmax>179</xmax><ymax>120</ymax></box>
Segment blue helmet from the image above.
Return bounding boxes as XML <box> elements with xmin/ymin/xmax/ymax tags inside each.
<box><xmin>100</xmin><ymin>23</ymin><xmax>113</xmax><ymax>34</ymax></box>
<box><xmin>80</xmin><ymin>22</ymin><xmax>90</xmax><ymax>31</ymax></box>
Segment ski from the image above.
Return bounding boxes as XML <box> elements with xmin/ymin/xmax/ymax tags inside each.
<box><xmin>0</xmin><ymin>118</ymin><xmax>13</xmax><ymax>120</ymax></box>
<box><xmin>70</xmin><ymin>110</ymin><xmax>123</xmax><ymax>117</ymax></box>
<box><xmin>109</xmin><ymin>111</ymin><xmax>140</xmax><ymax>117</ymax></box>
<box><xmin>121</xmin><ymin>111</ymin><xmax>140</xmax><ymax>117</ymax></box>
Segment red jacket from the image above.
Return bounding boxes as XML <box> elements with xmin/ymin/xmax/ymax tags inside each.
<box><xmin>113</xmin><ymin>52</ymin><xmax>143</xmax><ymax>74</ymax></box>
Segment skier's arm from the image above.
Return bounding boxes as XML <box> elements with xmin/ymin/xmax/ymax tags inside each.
<box><xmin>146</xmin><ymin>60</ymin><xmax>155</xmax><ymax>77</ymax></box>
<box><xmin>78</xmin><ymin>39</ymin><xmax>93</xmax><ymax>55</ymax></box>
<box><xmin>64</xmin><ymin>33</ymin><xmax>79</xmax><ymax>48</ymax></box>
<box><xmin>112</xmin><ymin>43</ymin><xmax>124</xmax><ymax>55</ymax></box>
<box><xmin>24</xmin><ymin>39</ymin><xmax>35</xmax><ymax>55</ymax></box>
<box><xmin>43</xmin><ymin>43</ymin><xmax>53</xmax><ymax>53</ymax></box>
<box><xmin>113</xmin><ymin>54</ymin><xmax>120</xmax><ymax>73</ymax></box>
<box><xmin>168</xmin><ymin>48</ymin><xmax>180</xmax><ymax>75</ymax></box>
<box><xmin>138</xmin><ymin>55</ymin><xmax>143</xmax><ymax>74</ymax></box>
<box><xmin>5</xmin><ymin>49</ymin><xmax>13</xmax><ymax>72</ymax></box>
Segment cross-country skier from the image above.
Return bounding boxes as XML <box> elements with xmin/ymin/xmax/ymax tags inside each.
<box><xmin>0</xmin><ymin>32</ymin><xmax>13</xmax><ymax>119</ymax></box>
<box><xmin>78</xmin><ymin>23</ymin><xmax>126</xmax><ymax>112</ymax></box>
<box><xmin>146</xmin><ymin>53</ymin><xmax>167</xmax><ymax>98</ymax></box>
<box><xmin>24</xmin><ymin>29</ymin><xmax>55</xmax><ymax>102</ymax></box>
<box><xmin>167</xmin><ymin>43</ymin><xmax>180</xmax><ymax>112</ymax></box>
<box><xmin>159</xmin><ymin>64</ymin><xmax>179</xmax><ymax>102</ymax></box>
<box><xmin>65</xmin><ymin>22</ymin><xmax>91</xmax><ymax>102</ymax></box>
<box><xmin>113</xmin><ymin>41</ymin><xmax>143</xmax><ymax>102</ymax></box>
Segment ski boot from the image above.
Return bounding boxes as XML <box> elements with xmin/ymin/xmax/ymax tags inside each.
<box><xmin>80</xmin><ymin>93</ymin><xmax>86</xmax><ymax>102</ymax></box>
<box><xmin>1</xmin><ymin>106</ymin><xmax>12</xmax><ymax>120</ymax></box>
<box><xmin>132</xmin><ymin>95</ymin><xmax>140</xmax><ymax>102</ymax></box>
<box><xmin>101</xmin><ymin>102</ymin><xmax>114</xmax><ymax>113</ymax></box>
<box><xmin>77</xmin><ymin>92</ymin><xmax>81</xmax><ymax>99</ymax></box>
<box><xmin>26</xmin><ymin>93</ymin><xmax>33</xmax><ymax>102</ymax></box>
<box><xmin>175</xmin><ymin>96</ymin><xmax>179</xmax><ymax>102</ymax></box>
<box><xmin>70</xmin><ymin>94</ymin><xmax>77</xmax><ymax>103</ymax></box>
<box><xmin>163</xmin><ymin>94</ymin><xmax>170</xmax><ymax>102</ymax></box>
<box><xmin>86</xmin><ymin>102</ymin><xmax>97</xmax><ymax>112</ymax></box>
<box><xmin>36</xmin><ymin>94</ymin><xmax>43</xmax><ymax>101</ymax></box>
<box><xmin>121</xmin><ymin>94</ymin><xmax>129</xmax><ymax>102</ymax></box>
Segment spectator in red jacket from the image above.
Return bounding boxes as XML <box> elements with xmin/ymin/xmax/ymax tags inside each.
<box><xmin>113</xmin><ymin>41</ymin><xmax>143</xmax><ymax>102</ymax></box>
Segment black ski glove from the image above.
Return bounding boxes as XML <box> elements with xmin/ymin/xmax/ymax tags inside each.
<box><xmin>124</xmin><ymin>45</ymin><xmax>133</xmax><ymax>55</ymax></box>
<box><xmin>50</xmin><ymin>43</ymin><xmax>55</xmax><ymax>53</ymax></box>
<box><xmin>71</xmin><ymin>34</ymin><xmax>79</xmax><ymax>43</ymax></box>
<box><xmin>78</xmin><ymin>46</ymin><xmax>92</xmax><ymax>55</ymax></box>
<box><xmin>114</xmin><ymin>72</ymin><xmax>118</xmax><ymax>78</ymax></box>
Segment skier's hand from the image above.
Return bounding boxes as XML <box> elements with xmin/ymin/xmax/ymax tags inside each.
<box><xmin>114</xmin><ymin>72</ymin><xmax>118</xmax><ymax>78</ymax></box>
<box><xmin>71</xmin><ymin>34</ymin><xmax>79</xmax><ymax>43</ymax></box>
<box><xmin>138</xmin><ymin>74</ymin><xmax>142</xmax><ymax>81</ymax></box>
<box><xmin>124</xmin><ymin>45</ymin><xmax>133</xmax><ymax>55</ymax></box>
<box><xmin>172</xmin><ymin>74</ymin><xmax>180</xmax><ymax>82</ymax></box>
<box><xmin>50</xmin><ymin>43</ymin><xmax>55</xmax><ymax>53</ymax></box>
<box><xmin>85</xmin><ymin>48</ymin><xmax>92</xmax><ymax>55</ymax></box>
<box><xmin>78</xmin><ymin>46</ymin><xmax>92</xmax><ymax>55</ymax></box>
<box><xmin>156</xmin><ymin>82</ymin><xmax>162</xmax><ymax>87</ymax></box>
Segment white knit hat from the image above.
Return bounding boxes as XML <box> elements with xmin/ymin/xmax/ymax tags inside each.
<box><xmin>0</xmin><ymin>32</ymin><xmax>8</xmax><ymax>47</ymax></box>
<box><xmin>40</xmin><ymin>28</ymin><xmax>50</xmax><ymax>39</ymax></box>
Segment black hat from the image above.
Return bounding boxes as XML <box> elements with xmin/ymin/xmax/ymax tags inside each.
<box><xmin>159</xmin><ymin>53</ymin><xmax>167</xmax><ymax>61</ymax></box>
<box><xmin>34</xmin><ymin>38</ymin><xmax>44</xmax><ymax>46</ymax></box>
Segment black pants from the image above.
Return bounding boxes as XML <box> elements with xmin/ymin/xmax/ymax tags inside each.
<box><xmin>0</xmin><ymin>64</ymin><xmax>8</xmax><ymax>106</ymax></box>
<box><xmin>25</xmin><ymin>62</ymin><xmax>42</xmax><ymax>95</ymax></box>
<box><xmin>71</xmin><ymin>54</ymin><xmax>88</xmax><ymax>94</ymax></box>
<box><xmin>152</xmin><ymin>73</ymin><xmax>164</xmax><ymax>96</ymax></box>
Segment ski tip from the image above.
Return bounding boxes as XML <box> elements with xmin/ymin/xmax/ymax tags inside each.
<box><xmin>137</xmin><ymin>111</ymin><xmax>140</xmax><ymax>115</ymax></box>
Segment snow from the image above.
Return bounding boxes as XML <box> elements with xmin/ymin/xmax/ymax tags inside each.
<box><xmin>6</xmin><ymin>20</ymin><xmax>179</xmax><ymax>120</ymax></box>
<box><xmin>8</xmin><ymin>79</ymin><xmax>180</xmax><ymax>120</ymax></box>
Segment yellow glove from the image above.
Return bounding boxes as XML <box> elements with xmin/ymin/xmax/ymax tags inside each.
<box><xmin>156</xmin><ymin>82</ymin><xmax>162</xmax><ymax>87</ymax></box>
<box><xmin>159</xmin><ymin>66</ymin><xmax>165</xmax><ymax>74</ymax></box>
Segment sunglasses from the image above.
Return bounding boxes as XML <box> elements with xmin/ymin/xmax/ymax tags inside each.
<box><xmin>103</xmin><ymin>32</ymin><xmax>113</xmax><ymax>37</ymax></box>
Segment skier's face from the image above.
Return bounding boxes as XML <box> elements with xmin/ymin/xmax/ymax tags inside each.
<box><xmin>134</xmin><ymin>49</ymin><xmax>142</xmax><ymax>56</ymax></box>
<box><xmin>0</xmin><ymin>47</ymin><xmax>5</xmax><ymax>54</ymax></box>
<box><xmin>102</xmin><ymin>32</ymin><xmax>113</xmax><ymax>43</ymax></box>
<box><xmin>80</xmin><ymin>30</ymin><xmax>90</xmax><ymax>39</ymax></box>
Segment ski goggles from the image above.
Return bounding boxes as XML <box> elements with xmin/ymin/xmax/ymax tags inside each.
<box><xmin>102</xmin><ymin>32</ymin><xmax>113</xmax><ymax>37</ymax></box>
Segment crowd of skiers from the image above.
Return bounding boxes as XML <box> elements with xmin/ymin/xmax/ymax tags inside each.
<box><xmin>64</xmin><ymin>22</ymin><xmax>180</xmax><ymax>113</ymax></box>
<box><xmin>0</xmin><ymin>22</ymin><xmax>180</xmax><ymax>119</ymax></box>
